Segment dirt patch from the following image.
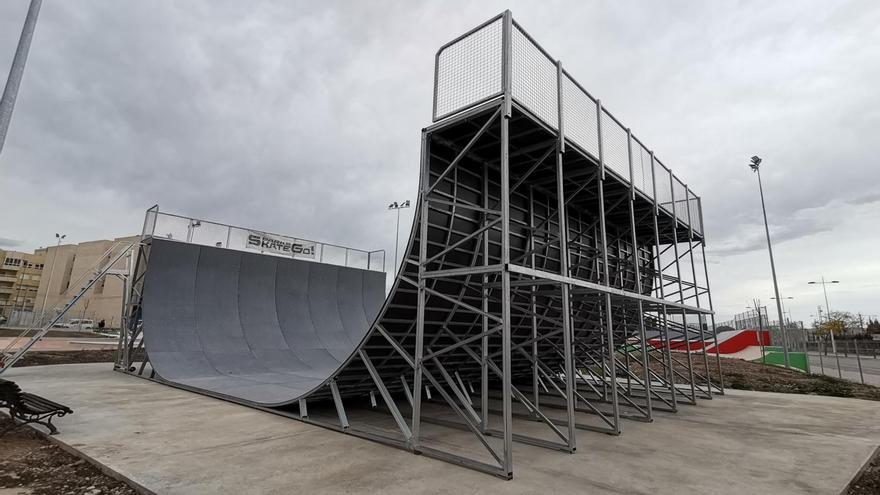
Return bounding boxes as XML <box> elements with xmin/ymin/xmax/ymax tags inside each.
<box><xmin>714</xmin><ymin>357</ymin><xmax>880</xmax><ymax>401</ymax></box>
<box><xmin>0</xmin><ymin>416</ymin><xmax>137</xmax><ymax>495</ymax></box>
<box><xmin>632</xmin><ymin>353</ymin><xmax>880</xmax><ymax>401</ymax></box>
<box><xmin>11</xmin><ymin>350</ymin><xmax>118</xmax><ymax>368</ymax></box>
<box><xmin>848</xmin><ymin>449</ymin><xmax>880</xmax><ymax>495</ymax></box>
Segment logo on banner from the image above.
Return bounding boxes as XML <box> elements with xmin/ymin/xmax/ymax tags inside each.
<box><xmin>246</xmin><ymin>232</ymin><xmax>316</xmax><ymax>258</ymax></box>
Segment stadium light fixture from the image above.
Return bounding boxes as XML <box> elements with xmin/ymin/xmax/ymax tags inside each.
<box><xmin>388</xmin><ymin>200</ymin><xmax>411</xmax><ymax>274</ymax></box>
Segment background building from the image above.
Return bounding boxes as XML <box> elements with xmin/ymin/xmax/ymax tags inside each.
<box><xmin>0</xmin><ymin>248</ymin><xmax>46</xmax><ymax>321</ymax></box>
<box><xmin>2</xmin><ymin>235</ymin><xmax>137</xmax><ymax>329</ymax></box>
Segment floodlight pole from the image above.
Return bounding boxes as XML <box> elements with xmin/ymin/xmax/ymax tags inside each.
<box><xmin>0</xmin><ymin>0</ymin><xmax>42</xmax><ymax>156</ymax></box>
<box><xmin>749</xmin><ymin>156</ymin><xmax>790</xmax><ymax>368</ymax></box>
<box><xmin>388</xmin><ymin>200</ymin><xmax>411</xmax><ymax>273</ymax></box>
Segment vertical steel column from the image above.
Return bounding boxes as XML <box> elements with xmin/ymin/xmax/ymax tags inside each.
<box><xmin>668</xmin><ymin>171</ymin><xmax>698</xmax><ymax>400</ymax></box>
<box><xmin>698</xmin><ymin>198</ymin><xmax>725</xmax><ymax>393</ymax></box>
<box><xmin>685</xmin><ymin>188</ymin><xmax>713</xmax><ymax>398</ymax></box>
<box><xmin>528</xmin><ymin>186</ymin><xmax>540</xmax><ymax>415</ymax></box>
<box><xmin>626</xmin><ymin>129</ymin><xmax>653</xmax><ymax>419</ymax></box>
<box><xmin>595</xmin><ymin>100</ymin><xmax>620</xmax><ymax>433</ymax></box>
<box><xmin>555</xmin><ymin>60</ymin><xmax>577</xmax><ymax>449</ymax></box>
<box><xmin>499</xmin><ymin>10</ymin><xmax>514</xmax><ymax>475</ymax></box>
<box><xmin>650</xmin><ymin>152</ymin><xmax>678</xmax><ymax>410</ymax></box>
<box><xmin>481</xmin><ymin>161</ymin><xmax>490</xmax><ymax>431</ymax></box>
<box><xmin>411</xmin><ymin>130</ymin><xmax>430</xmax><ymax>451</ymax></box>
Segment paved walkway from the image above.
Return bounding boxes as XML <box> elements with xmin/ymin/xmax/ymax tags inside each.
<box><xmin>5</xmin><ymin>363</ymin><xmax>879</xmax><ymax>495</ymax></box>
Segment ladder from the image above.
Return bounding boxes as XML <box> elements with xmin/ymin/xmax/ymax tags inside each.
<box><xmin>0</xmin><ymin>242</ymin><xmax>134</xmax><ymax>374</ymax></box>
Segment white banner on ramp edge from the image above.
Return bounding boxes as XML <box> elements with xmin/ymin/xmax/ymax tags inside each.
<box><xmin>246</xmin><ymin>231</ymin><xmax>317</xmax><ymax>259</ymax></box>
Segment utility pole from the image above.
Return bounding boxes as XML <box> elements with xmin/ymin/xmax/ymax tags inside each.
<box><xmin>749</xmin><ymin>156</ymin><xmax>790</xmax><ymax>368</ymax></box>
<box><xmin>0</xmin><ymin>0</ymin><xmax>42</xmax><ymax>156</ymax></box>
<box><xmin>854</xmin><ymin>313</ymin><xmax>865</xmax><ymax>384</ymax></box>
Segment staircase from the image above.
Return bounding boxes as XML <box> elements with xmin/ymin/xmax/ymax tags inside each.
<box><xmin>0</xmin><ymin>242</ymin><xmax>134</xmax><ymax>374</ymax></box>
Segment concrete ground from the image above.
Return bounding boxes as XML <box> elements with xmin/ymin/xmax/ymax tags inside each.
<box><xmin>5</xmin><ymin>363</ymin><xmax>879</xmax><ymax>495</ymax></box>
<box><xmin>809</xmin><ymin>352</ymin><xmax>880</xmax><ymax>386</ymax></box>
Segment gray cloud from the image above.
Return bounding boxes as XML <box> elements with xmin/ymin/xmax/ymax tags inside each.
<box><xmin>0</xmin><ymin>237</ymin><xmax>23</xmax><ymax>249</ymax></box>
<box><xmin>1</xmin><ymin>0</ymin><xmax>879</xmax><ymax>322</ymax></box>
<box><xmin>710</xmin><ymin>192</ymin><xmax>880</xmax><ymax>256</ymax></box>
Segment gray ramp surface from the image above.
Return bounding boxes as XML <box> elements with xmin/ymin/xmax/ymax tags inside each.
<box><xmin>142</xmin><ymin>238</ymin><xmax>385</xmax><ymax>407</ymax></box>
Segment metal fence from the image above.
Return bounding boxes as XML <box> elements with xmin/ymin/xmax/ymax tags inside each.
<box><xmin>432</xmin><ymin>16</ymin><xmax>702</xmax><ymax>235</ymax></box>
<box><xmin>142</xmin><ymin>206</ymin><xmax>385</xmax><ymax>272</ymax></box>
<box><xmin>433</xmin><ymin>16</ymin><xmax>503</xmax><ymax>121</ymax></box>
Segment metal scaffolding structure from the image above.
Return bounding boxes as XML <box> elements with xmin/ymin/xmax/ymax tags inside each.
<box><xmin>117</xmin><ymin>11</ymin><xmax>722</xmax><ymax>479</ymax></box>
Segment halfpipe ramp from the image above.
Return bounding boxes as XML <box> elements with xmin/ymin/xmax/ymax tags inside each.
<box><xmin>141</xmin><ymin>238</ymin><xmax>385</xmax><ymax>406</ymax></box>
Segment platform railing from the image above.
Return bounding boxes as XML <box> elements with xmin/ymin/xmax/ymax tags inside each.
<box><xmin>432</xmin><ymin>12</ymin><xmax>703</xmax><ymax>235</ymax></box>
<box><xmin>140</xmin><ymin>206</ymin><xmax>385</xmax><ymax>272</ymax></box>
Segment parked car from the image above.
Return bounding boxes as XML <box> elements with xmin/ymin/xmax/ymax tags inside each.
<box><xmin>66</xmin><ymin>319</ymin><xmax>95</xmax><ymax>330</ymax></box>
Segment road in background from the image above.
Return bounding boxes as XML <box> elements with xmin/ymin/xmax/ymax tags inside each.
<box><xmin>808</xmin><ymin>352</ymin><xmax>880</xmax><ymax>386</ymax></box>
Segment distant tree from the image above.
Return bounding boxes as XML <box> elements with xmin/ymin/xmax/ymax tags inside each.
<box><xmin>867</xmin><ymin>319</ymin><xmax>880</xmax><ymax>335</ymax></box>
<box><xmin>717</xmin><ymin>325</ymin><xmax>735</xmax><ymax>333</ymax></box>
<box><xmin>814</xmin><ymin>311</ymin><xmax>859</xmax><ymax>337</ymax></box>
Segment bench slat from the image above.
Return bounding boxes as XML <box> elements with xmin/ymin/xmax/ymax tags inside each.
<box><xmin>20</xmin><ymin>393</ymin><xmax>72</xmax><ymax>414</ymax></box>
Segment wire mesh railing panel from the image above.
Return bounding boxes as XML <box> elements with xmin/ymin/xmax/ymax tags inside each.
<box><xmin>511</xmin><ymin>25</ymin><xmax>558</xmax><ymax>129</ymax></box>
<box><xmin>152</xmin><ymin>214</ymin><xmax>191</xmax><ymax>242</ymax></box>
<box><xmin>433</xmin><ymin>18</ymin><xmax>503</xmax><ymax>121</ymax></box>
<box><xmin>142</xmin><ymin>206</ymin><xmax>158</xmax><ymax>237</ymax></box>
<box><xmin>600</xmin><ymin>110</ymin><xmax>629</xmax><ymax>180</ymax></box>
<box><xmin>145</xmin><ymin>211</ymin><xmax>384</xmax><ymax>272</ymax></box>
<box><xmin>672</xmin><ymin>176</ymin><xmax>688</xmax><ymax>226</ymax></box>
<box><xmin>561</xmin><ymin>74</ymin><xmax>599</xmax><ymax>158</ymax></box>
<box><xmin>688</xmin><ymin>192</ymin><xmax>703</xmax><ymax>234</ymax></box>
<box><xmin>630</xmin><ymin>138</ymin><xmax>653</xmax><ymax>199</ymax></box>
<box><xmin>432</xmin><ymin>14</ymin><xmax>706</xmax><ymax>231</ymax></box>
<box><xmin>655</xmin><ymin>161</ymin><xmax>673</xmax><ymax>214</ymax></box>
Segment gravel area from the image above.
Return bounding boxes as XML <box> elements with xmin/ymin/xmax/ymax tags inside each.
<box><xmin>848</xmin><ymin>450</ymin><xmax>880</xmax><ymax>495</ymax></box>
<box><xmin>0</xmin><ymin>416</ymin><xmax>137</xmax><ymax>495</ymax></box>
<box><xmin>10</xmin><ymin>350</ymin><xmax>119</xmax><ymax>368</ymax></box>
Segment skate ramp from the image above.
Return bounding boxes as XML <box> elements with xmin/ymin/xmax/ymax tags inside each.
<box><xmin>141</xmin><ymin>238</ymin><xmax>385</xmax><ymax>407</ymax></box>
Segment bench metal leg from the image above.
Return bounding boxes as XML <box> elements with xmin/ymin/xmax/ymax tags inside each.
<box><xmin>1</xmin><ymin>411</ymin><xmax>63</xmax><ymax>436</ymax></box>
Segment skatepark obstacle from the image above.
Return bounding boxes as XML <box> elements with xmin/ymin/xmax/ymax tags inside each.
<box><xmin>117</xmin><ymin>11</ymin><xmax>722</xmax><ymax>478</ymax></box>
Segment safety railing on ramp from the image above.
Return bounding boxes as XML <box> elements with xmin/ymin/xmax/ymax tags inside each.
<box><xmin>433</xmin><ymin>13</ymin><xmax>704</xmax><ymax>236</ymax></box>
<box><xmin>141</xmin><ymin>205</ymin><xmax>385</xmax><ymax>272</ymax></box>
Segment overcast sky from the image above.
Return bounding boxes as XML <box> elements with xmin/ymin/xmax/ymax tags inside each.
<box><xmin>1</xmin><ymin>1</ymin><xmax>878</xmax><ymax>325</ymax></box>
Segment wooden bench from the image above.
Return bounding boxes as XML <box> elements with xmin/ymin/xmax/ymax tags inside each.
<box><xmin>0</xmin><ymin>378</ymin><xmax>73</xmax><ymax>435</ymax></box>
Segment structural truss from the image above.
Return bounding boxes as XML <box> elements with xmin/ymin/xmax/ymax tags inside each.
<box><xmin>118</xmin><ymin>11</ymin><xmax>722</xmax><ymax>479</ymax></box>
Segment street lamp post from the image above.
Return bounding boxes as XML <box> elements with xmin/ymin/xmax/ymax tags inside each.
<box><xmin>387</xmin><ymin>200</ymin><xmax>411</xmax><ymax>274</ymax></box>
<box><xmin>808</xmin><ymin>277</ymin><xmax>841</xmax><ymax>378</ymax></box>
<box><xmin>749</xmin><ymin>156</ymin><xmax>790</xmax><ymax>368</ymax></box>
<box><xmin>0</xmin><ymin>0</ymin><xmax>42</xmax><ymax>156</ymax></box>
<box><xmin>186</xmin><ymin>219</ymin><xmax>201</xmax><ymax>243</ymax></box>
<box><xmin>750</xmin><ymin>300</ymin><xmax>767</xmax><ymax>365</ymax></box>
<box><xmin>38</xmin><ymin>233</ymin><xmax>65</xmax><ymax>327</ymax></box>
<box><xmin>771</xmin><ymin>296</ymin><xmax>796</xmax><ymax>350</ymax></box>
